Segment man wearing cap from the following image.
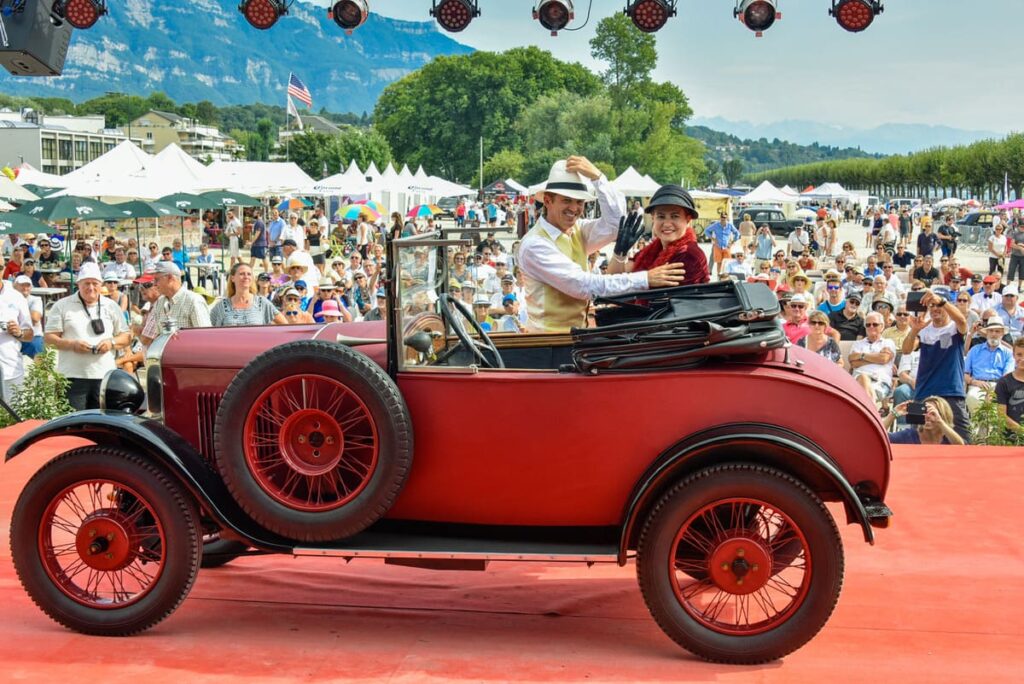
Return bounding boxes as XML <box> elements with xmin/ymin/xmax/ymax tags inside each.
<box><xmin>723</xmin><ymin>250</ymin><xmax>752</xmax><ymax>278</ymax></box>
<box><xmin>281</xmin><ymin>213</ymin><xmax>305</xmax><ymax>251</ymax></box>
<box><xmin>518</xmin><ymin>158</ymin><xmax>685</xmax><ymax>333</ymax></box>
<box><xmin>829</xmin><ymin>292</ymin><xmax>866</xmax><ymax>341</ymax></box>
<box><xmin>903</xmin><ymin>289</ymin><xmax>971</xmax><ymax>441</ymax></box>
<box><xmin>43</xmin><ymin>262</ymin><xmax>130</xmax><ymax>410</ymax></box>
<box><xmin>971</xmin><ymin>275</ymin><xmax>1002</xmax><ymax>314</ymax></box>
<box><xmin>818</xmin><ymin>272</ymin><xmax>847</xmax><ymax>316</ymax></box>
<box><xmin>497</xmin><ymin>293</ymin><xmax>524</xmax><ymax>333</ymax></box>
<box><xmin>142</xmin><ymin>262</ymin><xmax>211</xmax><ymax>340</ymax></box>
<box><xmin>0</xmin><ymin>270</ymin><xmax>33</xmax><ymax>403</ymax></box>
<box><xmin>472</xmin><ymin>296</ymin><xmax>496</xmax><ymax>332</ymax></box>
<box><xmin>964</xmin><ymin>319</ymin><xmax>1015</xmax><ymax>413</ymax></box>
<box><xmin>280</xmin><ymin>288</ymin><xmax>315</xmax><ymax>324</ymax></box>
<box><xmin>993</xmin><ymin>285</ymin><xmax>1023</xmax><ymax>336</ymax></box>
<box><xmin>12</xmin><ymin>275</ymin><xmax>43</xmax><ymax>359</ymax></box>
<box><xmin>782</xmin><ymin>294</ymin><xmax>812</xmax><ymax>344</ymax></box>
<box><xmin>364</xmin><ymin>288</ymin><xmax>387</xmax><ymax>322</ymax></box>
<box><xmin>490</xmin><ymin>273</ymin><xmax>518</xmax><ymax>312</ymax></box>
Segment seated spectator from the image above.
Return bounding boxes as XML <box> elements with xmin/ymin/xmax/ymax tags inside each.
<box><xmin>860</xmin><ymin>275</ymin><xmax>889</xmax><ymax>314</ymax></box>
<box><xmin>884</xmin><ymin>397</ymin><xmax>965</xmax><ymax>445</ymax></box>
<box><xmin>912</xmin><ymin>254</ymin><xmax>940</xmax><ymax>286</ymax></box>
<box><xmin>497</xmin><ymin>294</ymin><xmax>525</xmax><ymax>332</ymax></box>
<box><xmin>892</xmin><ymin>243</ymin><xmax>915</xmax><ymax>268</ymax></box>
<box><xmin>472</xmin><ymin>296</ymin><xmax>496</xmax><ymax>332</ymax></box>
<box><xmin>994</xmin><ymin>285</ymin><xmax>1023</xmax><ymax>336</ymax></box>
<box><xmin>970</xmin><ymin>275</ymin><xmax>1001</xmax><ymax>314</ymax></box>
<box><xmin>791</xmin><ymin>273</ymin><xmax>814</xmax><ymax>303</ymax></box>
<box><xmin>871</xmin><ymin>294</ymin><xmax>896</xmax><ymax>329</ymax></box>
<box><xmin>881</xmin><ymin>262</ymin><xmax>906</xmax><ymax>300</ymax></box>
<box><xmin>843</xmin><ymin>268</ymin><xmax>866</xmax><ymax>300</ymax></box>
<box><xmin>280</xmin><ymin>288</ymin><xmax>314</xmax><ymax>324</ymax></box>
<box><xmin>893</xmin><ymin>347</ymin><xmax>920</xmax><ymax>410</ymax></box>
<box><xmin>782</xmin><ymin>294</ymin><xmax>811</xmax><ymax>344</ymax></box>
<box><xmin>797</xmin><ymin>310</ymin><xmax>844</xmax><ymax>368</ymax></box>
<box><xmin>964</xmin><ymin>319</ymin><xmax>1015</xmax><ymax>413</ymax></box>
<box><xmin>954</xmin><ymin>290</ymin><xmax>980</xmax><ymax>333</ymax></box>
<box><xmin>850</xmin><ymin>312</ymin><xmax>897</xmax><ymax>405</ymax></box>
<box><xmin>723</xmin><ymin>251</ymin><xmax>753</xmax><ymax>278</ymax></box>
<box><xmin>863</xmin><ymin>255</ymin><xmax>883</xmax><ymax>279</ymax></box>
<box><xmin>818</xmin><ymin>272</ymin><xmax>846</xmax><ymax>314</ymax></box>
<box><xmin>942</xmin><ymin>257</ymin><xmax>972</xmax><ymax>285</ymax></box>
<box><xmin>784</xmin><ymin>260</ymin><xmax>805</xmax><ymax>288</ymax></box>
<box><xmin>829</xmin><ymin>292</ymin><xmax>866</xmax><ymax>341</ymax></box>
<box><xmin>967</xmin><ymin>309</ymin><xmax>1010</xmax><ymax>351</ymax></box>
<box><xmin>209</xmin><ymin>263</ymin><xmax>285</xmax><ymax>327</ymax></box>
<box><xmin>319</xmin><ymin>300</ymin><xmax>346</xmax><ymax>322</ymax></box>
<box><xmin>884</xmin><ymin>305</ymin><xmax>913</xmax><ymax>349</ymax></box>
<box><xmin>363</xmin><ymin>288</ymin><xmax>387</xmax><ymax>322</ymax></box>
<box><xmin>994</xmin><ymin>337</ymin><xmax>1024</xmax><ymax>437</ymax></box>
<box><xmin>796</xmin><ymin>252</ymin><xmax>816</xmax><ymax>272</ymax></box>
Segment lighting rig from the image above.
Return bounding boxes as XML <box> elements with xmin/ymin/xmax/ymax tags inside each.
<box><xmin>533</xmin><ymin>0</ymin><xmax>573</xmax><ymax>36</ymax></box>
<box><xmin>50</xmin><ymin>0</ymin><xmax>106</xmax><ymax>29</ymax></box>
<box><xmin>328</xmin><ymin>0</ymin><xmax>369</xmax><ymax>34</ymax></box>
<box><xmin>623</xmin><ymin>0</ymin><xmax>676</xmax><ymax>33</ymax></box>
<box><xmin>734</xmin><ymin>0</ymin><xmax>780</xmax><ymax>37</ymax></box>
<box><xmin>430</xmin><ymin>0</ymin><xmax>479</xmax><ymax>32</ymax></box>
<box><xmin>238</xmin><ymin>0</ymin><xmax>288</xmax><ymax>30</ymax></box>
<box><xmin>830</xmin><ymin>0</ymin><xmax>883</xmax><ymax>32</ymax></box>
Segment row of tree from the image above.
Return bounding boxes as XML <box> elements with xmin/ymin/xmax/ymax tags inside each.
<box><xmin>373</xmin><ymin>15</ymin><xmax>706</xmax><ymax>187</ymax></box>
<box><xmin>746</xmin><ymin>134</ymin><xmax>1024</xmax><ymax>201</ymax></box>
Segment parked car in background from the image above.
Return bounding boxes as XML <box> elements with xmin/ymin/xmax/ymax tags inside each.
<box><xmin>734</xmin><ymin>205</ymin><xmax>804</xmax><ymax>237</ymax></box>
<box><xmin>956</xmin><ymin>210</ymin><xmax>996</xmax><ymax>246</ymax></box>
<box><xmin>436</xmin><ymin>196</ymin><xmax>459</xmax><ymax>219</ymax></box>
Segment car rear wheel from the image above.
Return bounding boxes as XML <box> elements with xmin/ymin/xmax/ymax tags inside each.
<box><xmin>214</xmin><ymin>340</ymin><xmax>413</xmax><ymax>542</ymax></box>
<box><xmin>636</xmin><ymin>463</ymin><xmax>843</xmax><ymax>664</ymax></box>
<box><xmin>10</xmin><ymin>447</ymin><xmax>200</xmax><ymax>635</ymax></box>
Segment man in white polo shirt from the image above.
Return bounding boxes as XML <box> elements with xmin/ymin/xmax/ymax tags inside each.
<box><xmin>43</xmin><ymin>262</ymin><xmax>131</xmax><ymax>410</ymax></box>
<box><xmin>0</xmin><ymin>273</ymin><xmax>34</xmax><ymax>404</ymax></box>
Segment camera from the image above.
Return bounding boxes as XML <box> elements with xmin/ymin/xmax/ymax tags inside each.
<box><xmin>906</xmin><ymin>401</ymin><xmax>927</xmax><ymax>425</ymax></box>
<box><xmin>906</xmin><ymin>291</ymin><xmax>927</xmax><ymax>313</ymax></box>
<box><xmin>90</xmin><ymin>318</ymin><xmax>106</xmax><ymax>336</ymax></box>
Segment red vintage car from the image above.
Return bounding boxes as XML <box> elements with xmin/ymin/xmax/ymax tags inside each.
<box><xmin>6</xmin><ymin>233</ymin><xmax>892</xmax><ymax>664</ymax></box>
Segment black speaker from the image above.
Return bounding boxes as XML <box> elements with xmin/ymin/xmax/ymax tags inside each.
<box><xmin>0</xmin><ymin>0</ymin><xmax>73</xmax><ymax>76</ymax></box>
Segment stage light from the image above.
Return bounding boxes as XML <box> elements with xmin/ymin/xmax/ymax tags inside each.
<box><xmin>431</xmin><ymin>0</ymin><xmax>479</xmax><ymax>32</ymax></box>
<box><xmin>533</xmin><ymin>0</ymin><xmax>573</xmax><ymax>36</ymax></box>
<box><xmin>624</xmin><ymin>0</ymin><xmax>676</xmax><ymax>33</ymax></box>
<box><xmin>329</xmin><ymin>0</ymin><xmax>369</xmax><ymax>34</ymax></box>
<box><xmin>238</xmin><ymin>0</ymin><xmax>287</xmax><ymax>30</ymax></box>
<box><xmin>51</xmin><ymin>0</ymin><xmax>106</xmax><ymax>29</ymax></box>
<box><xmin>830</xmin><ymin>0</ymin><xmax>882</xmax><ymax>32</ymax></box>
<box><xmin>734</xmin><ymin>0</ymin><xmax>780</xmax><ymax>37</ymax></box>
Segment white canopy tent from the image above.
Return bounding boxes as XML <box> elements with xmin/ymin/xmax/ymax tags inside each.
<box><xmin>62</xmin><ymin>140</ymin><xmax>153</xmax><ymax>185</ymax></box>
<box><xmin>52</xmin><ymin>143</ymin><xmax>216</xmax><ymax>201</ymax></box>
<box><xmin>505</xmin><ymin>178</ymin><xmax>528</xmax><ymax>194</ymax></box>
<box><xmin>611</xmin><ymin>166</ymin><xmax>661</xmax><ymax>197</ymax></box>
<box><xmin>0</xmin><ymin>176</ymin><xmax>38</xmax><ymax>202</ymax></box>
<box><xmin>202</xmin><ymin>161</ymin><xmax>315</xmax><ymax>196</ymax></box>
<box><xmin>740</xmin><ymin>180</ymin><xmax>796</xmax><ymax>205</ymax></box>
<box><xmin>14</xmin><ymin>164</ymin><xmax>66</xmax><ymax>189</ymax></box>
<box><xmin>780</xmin><ymin>185</ymin><xmax>801</xmax><ymax>197</ymax></box>
<box><xmin>802</xmin><ymin>182</ymin><xmax>851</xmax><ymax>201</ymax></box>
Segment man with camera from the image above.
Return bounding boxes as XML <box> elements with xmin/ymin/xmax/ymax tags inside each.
<box><xmin>43</xmin><ymin>262</ymin><xmax>131</xmax><ymax>410</ymax></box>
<box><xmin>902</xmin><ymin>288</ymin><xmax>971</xmax><ymax>442</ymax></box>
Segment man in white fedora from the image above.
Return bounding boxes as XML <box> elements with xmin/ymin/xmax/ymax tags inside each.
<box><xmin>518</xmin><ymin>156</ymin><xmax>686</xmax><ymax>332</ymax></box>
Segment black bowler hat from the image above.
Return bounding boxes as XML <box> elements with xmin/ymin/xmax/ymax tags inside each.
<box><xmin>645</xmin><ymin>185</ymin><xmax>698</xmax><ymax>220</ymax></box>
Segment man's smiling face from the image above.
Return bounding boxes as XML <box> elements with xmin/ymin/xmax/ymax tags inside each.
<box><xmin>543</xmin><ymin>193</ymin><xmax>585</xmax><ymax>232</ymax></box>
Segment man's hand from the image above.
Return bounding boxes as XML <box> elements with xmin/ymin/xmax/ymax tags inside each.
<box><xmin>73</xmin><ymin>339</ymin><xmax>93</xmax><ymax>354</ymax></box>
<box><xmin>565</xmin><ymin>156</ymin><xmax>601</xmax><ymax>181</ymax></box>
<box><xmin>613</xmin><ymin>213</ymin><xmax>645</xmax><ymax>257</ymax></box>
<box><xmin>909</xmin><ymin>312</ymin><xmax>929</xmax><ymax>333</ymax></box>
<box><xmin>95</xmin><ymin>339</ymin><xmax>113</xmax><ymax>354</ymax></box>
<box><xmin>646</xmin><ymin>263</ymin><xmax>686</xmax><ymax>288</ymax></box>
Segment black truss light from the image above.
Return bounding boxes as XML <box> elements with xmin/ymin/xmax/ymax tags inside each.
<box><xmin>533</xmin><ymin>0</ymin><xmax>573</xmax><ymax>36</ymax></box>
<box><xmin>431</xmin><ymin>0</ymin><xmax>479</xmax><ymax>32</ymax></box>
<box><xmin>734</xmin><ymin>0</ymin><xmax>780</xmax><ymax>36</ymax></box>
<box><xmin>329</xmin><ymin>0</ymin><xmax>369</xmax><ymax>34</ymax></box>
<box><xmin>51</xmin><ymin>0</ymin><xmax>107</xmax><ymax>29</ymax></box>
<box><xmin>830</xmin><ymin>0</ymin><xmax>882</xmax><ymax>32</ymax></box>
<box><xmin>238</xmin><ymin>0</ymin><xmax>287</xmax><ymax>30</ymax></box>
<box><xmin>624</xmin><ymin>0</ymin><xmax>676</xmax><ymax>33</ymax></box>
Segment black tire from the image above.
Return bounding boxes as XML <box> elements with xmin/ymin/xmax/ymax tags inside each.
<box><xmin>10</xmin><ymin>447</ymin><xmax>200</xmax><ymax>635</ymax></box>
<box><xmin>214</xmin><ymin>340</ymin><xmax>413</xmax><ymax>542</ymax></box>
<box><xmin>200</xmin><ymin>536</ymin><xmax>249</xmax><ymax>569</ymax></box>
<box><xmin>636</xmin><ymin>463</ymin><xmax>844</xmax><ymax>664</ymax></box>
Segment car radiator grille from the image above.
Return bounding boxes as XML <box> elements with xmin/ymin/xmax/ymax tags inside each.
<box><xmin>196</xmin><ymin>392</ymin><xmax>224</xmax><ymax>465</ymax></box>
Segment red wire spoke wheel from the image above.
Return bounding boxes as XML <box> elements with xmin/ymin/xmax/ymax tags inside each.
<box><xmin>10</xmin><ymin>448</ymin><xmax>200</xmax><ymax>635</ymax></box>
<box><xmin>243</xmin><ymin>375</ymin><xmax>379</xmax><ymax>511</ymax></box>
<box><xmin>637</xmin><ymin>464</ymin><xmax>844</xmax><ymax>664</ymax></box>
<box><xmin>215</xmin><ymin>340</ymin><xmax>412</xmax><ymax>542</ymax></box>
<box><xmin>670</xmin><ymin>498</ymin><xmax>810</xmax><ymax>635</ymax></box>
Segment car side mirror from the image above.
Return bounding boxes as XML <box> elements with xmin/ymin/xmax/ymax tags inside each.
<box><xmin>404</xmin><ymin>331</ymin><xmax>434</xmax><ymax>355</ymax></box>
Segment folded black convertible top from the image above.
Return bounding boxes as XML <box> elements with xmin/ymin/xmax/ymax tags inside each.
<box><xmin>570</xmin><ymin>281</ymin><xmax>786</xmax><ymax>374</ymax></box>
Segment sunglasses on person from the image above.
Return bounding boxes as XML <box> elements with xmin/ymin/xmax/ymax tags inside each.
<box><xmin>809</xmin><ymin>320</ymin><xmax>827</xmax><ymax>326</ymax></box>
<box><xmin>865</xmin><ymin>322</ymin><xmax>883</xmax><ymax>328</ymax></box>
<box><xmin>140</xmin><ymin>282</ymin><xmax>155</xmax><ymax>290</ymax></box>
<box><xmin>927</xmin><ymin>303</ymin><xmax>946</xmax><ymax>310</ymax></box>
<box><xmin>896</xmin><ymin>312</ymin><xmax>909</xmax><ymax>317</ymax></box>
<box><xmin>789</xmin><ymin>303</ymin><xmax>806</xmax><ymax>309</ymax></box>
<box><xmin>827</xmin><ymin>284</ymin><xmax>841</xmax><ymax>291</ymax></box>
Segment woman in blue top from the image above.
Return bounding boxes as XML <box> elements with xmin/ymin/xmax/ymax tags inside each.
<box><xmin>883</xmin><ymin>396</ymin><xmax>965</xmax><ymax>445</ymax></box>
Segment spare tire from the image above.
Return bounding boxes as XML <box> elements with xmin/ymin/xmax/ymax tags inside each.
<box><xmin>213</xmin><ymin>340</ymin><xmax>413</xmax><ymax>542</ymax></box>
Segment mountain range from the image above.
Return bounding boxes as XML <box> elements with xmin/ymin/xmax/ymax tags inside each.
<box><xmin>0</xmin><ymin>0</ymin><xmax>473</xmax><ymax>113</ymax></box>
<box><xmin>690</xmin><ymin>116</ymin><xmax>1004</xmax><ymax>156</ymax></box>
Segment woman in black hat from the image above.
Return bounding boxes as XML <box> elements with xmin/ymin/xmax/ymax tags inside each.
<box><xmin>608</xmin><ymin>185</ymin><xmax>710</xmax><ymax>286</ymax></box>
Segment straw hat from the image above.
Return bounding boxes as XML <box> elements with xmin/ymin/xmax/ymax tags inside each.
<box><xmin>533</xmin><ymin>160</ymin><xmax>596</xmax><ymax>202</ymax></box>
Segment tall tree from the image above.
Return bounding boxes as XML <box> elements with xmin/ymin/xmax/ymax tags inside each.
<box><xmin>722</xmin><ymin>158</ymin><xmax>745</xmax><ymax>186</ymax></box>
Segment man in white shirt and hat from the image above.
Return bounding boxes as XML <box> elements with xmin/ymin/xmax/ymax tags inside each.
<box><xmin>0</xmin><ymin>272</ymin><xmax>34</xmax><ymax>404</ymax></box>
<box><xmin>518</xmin><ymin>157</ymin><xmax>685</xmax><ymax>333</ymax></box>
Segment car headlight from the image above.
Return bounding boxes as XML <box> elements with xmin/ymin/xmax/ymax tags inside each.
<box><xmin>99</xmin><ymin>369</ymin><xmax>146</xmax><ymax>413</ymax></box>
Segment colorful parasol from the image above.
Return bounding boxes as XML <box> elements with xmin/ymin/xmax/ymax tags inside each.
<box><xmin>336</xmin><ymin>204</ymin><xmax>381</xmax><ymax>222</ymax></box>
<box><xmin>406</xmin><ymin>204</ymin><xmax>443</xmax><ymax>218</ymax></box>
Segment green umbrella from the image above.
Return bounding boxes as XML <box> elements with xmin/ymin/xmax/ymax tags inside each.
<box><xmin>13</xmin><ymin>196</ymin><xmax>124</xmax><ymax>290</ymax></box>
<box><xmin>0</xmin><ymin>212</ymin><xmax>51</xmax><ymax>235</ymax></box>
<box><xmin>157</xmin><ymin>192</ymin><xmax>223</xmax><ymax>261</ymax></box>
<box><xmin>113</xmin><ymin>200</ymin><xmax>188</xmax><ymax>256</ymax></box>
<box><xmin>22</xmin><ymin>184</ymin><xmax>60</xmax><ymax>198</ymax></box>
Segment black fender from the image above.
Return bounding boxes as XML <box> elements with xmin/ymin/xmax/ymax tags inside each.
<box><xmin>618</xmin><ymin>423</ymin><xmax>876</xmax><ymax>565</ymax></box>
<box><xmin>5</xmin><ymin>411</ymin><xmax>294</xmax><ymax>553</ymax></box>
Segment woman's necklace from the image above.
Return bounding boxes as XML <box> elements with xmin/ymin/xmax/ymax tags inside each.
<box><xmin>233</xmin><ymin>295</ymin><xmax>253</xmax><ymax>309</ymax></box>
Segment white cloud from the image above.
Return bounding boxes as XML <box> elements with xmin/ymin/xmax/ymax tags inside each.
<box><xmin>123</xmin><ymin>0</ymin><xmax>155</xmax><ymax>29</ymax></box>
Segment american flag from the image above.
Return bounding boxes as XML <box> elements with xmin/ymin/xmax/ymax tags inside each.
<box><xmin>287</xmin><ymin>73</ymin><xmax>312</xmax><ymax>108</ymax></box>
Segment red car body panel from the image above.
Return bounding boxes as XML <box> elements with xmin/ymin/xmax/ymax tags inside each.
<box><xmin>158</xmin><ymin>323</ymin><xmax>890</xmax><ymax>528</ymax></box>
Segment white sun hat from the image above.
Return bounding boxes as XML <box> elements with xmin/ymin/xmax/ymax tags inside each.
<box><xmin>533</xmin><ymin>159</ymin><xmax>597</xmax><ymax>202</ymax></box>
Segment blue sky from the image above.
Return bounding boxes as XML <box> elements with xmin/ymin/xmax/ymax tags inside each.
<box><xmin>355</xmin><ymin>0</ymin><xmax>1015</xmax><ymax>134</ymax></box>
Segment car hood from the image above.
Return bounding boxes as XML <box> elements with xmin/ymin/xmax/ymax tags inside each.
<box><xmin>160</xmin><ymin>321</ymin><xmax>388</xmax><ymax>370</ymax></box>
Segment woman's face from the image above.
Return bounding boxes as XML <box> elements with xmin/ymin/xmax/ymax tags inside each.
<box><xmin>232</xmin><ymin>266</ymin><xmax>253</xmax><ymax>291</ymax></box>
<box><xmin>651</xmin><ymin>206</ymin><xmax>691</xmax><ymax>244</ymax></box>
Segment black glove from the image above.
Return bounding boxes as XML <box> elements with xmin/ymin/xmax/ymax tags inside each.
<box><xmin>613</xmin><ymin>213</ymin><xmax>646</xmax><ymax>257</ymax></box>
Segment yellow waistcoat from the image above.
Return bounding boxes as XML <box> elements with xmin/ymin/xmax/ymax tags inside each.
<box><xmin>524</xmin><ymin>224</ymin><xmax>590</xmax><ymax>333</ymax></box>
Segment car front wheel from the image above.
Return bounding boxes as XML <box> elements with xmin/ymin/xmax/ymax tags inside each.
<box><xmin>10</xmin><ymin>447</ymin><xmax>200</xmax><ymax>635</ymax></box>
<box><xmin>637</xmin><ymin>463</ymin><xmax>843</xmax><ymax>664</ymax></box>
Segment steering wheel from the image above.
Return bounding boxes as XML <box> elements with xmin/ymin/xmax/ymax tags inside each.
<box><xmin>437</xmin><ymin>294</ymin><xmax>505</xmax><ymax>369</ymax></box>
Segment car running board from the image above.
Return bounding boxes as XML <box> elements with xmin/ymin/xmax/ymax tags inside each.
<box><xmin>292</xmin><ymin>531</ymin><xmax>618</xmax><ymax>570</ymax></box>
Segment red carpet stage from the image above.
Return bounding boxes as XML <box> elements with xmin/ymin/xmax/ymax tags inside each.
<box><xmin>1</xmin><ymin>422</ymin><xmax>1021</xmax><ymax>682</ymax></box>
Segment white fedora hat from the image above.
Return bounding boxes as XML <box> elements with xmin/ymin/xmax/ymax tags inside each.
<box><xmin>533</xmin><ymin>160</ymin><xmax>596</xmax><ymax>202</ymax></box>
